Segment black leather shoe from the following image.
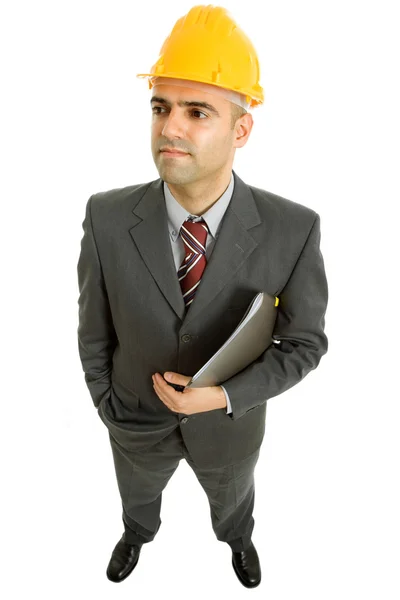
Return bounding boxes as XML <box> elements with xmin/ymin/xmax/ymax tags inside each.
<box><xmin>106</xmin><ymin>534</ymin><xmax>143</xmax><ymax>582</ymax></box>
<box><xmin>231</xmin><ymin>541</ymin><xmax>261</xmax><ymax>588</ymax></box>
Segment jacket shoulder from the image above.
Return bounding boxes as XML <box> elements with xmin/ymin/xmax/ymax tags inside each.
<box><xmin>89</xmin><ymin>180</ymin><xmax>154</xmax><ymax>211</ymax></box>
<box><xmin>248</xmin><ymin>183</ymin><xmax>318</xmax><ymax>222</ymax></box>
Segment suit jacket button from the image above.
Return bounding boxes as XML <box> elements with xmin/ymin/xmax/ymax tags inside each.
<box><xmin>181</xmin><ymin>417</ymin><xmax>188</xmax><ymax>424</ymax></box>
<box><xmin>181</xmin><ymin>334</ymin><xmax>191</xmax><ymax>342</ymax></box>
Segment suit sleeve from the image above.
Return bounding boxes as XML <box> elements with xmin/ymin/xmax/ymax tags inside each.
<box><xmin>77</xmin><ymin>195</ymin><xmax>118</xmax><ymax>408</ymax></box>
<box><xmin>222</xmin><ymin>212</ymin><xmax>329</xmax><ymax>420</ymax></box>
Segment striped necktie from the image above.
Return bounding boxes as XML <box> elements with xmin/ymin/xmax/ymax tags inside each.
<box><xmin>178</xmin><ymin>217</ymin><xmax>209</xmax><ymax>309</ymax></box>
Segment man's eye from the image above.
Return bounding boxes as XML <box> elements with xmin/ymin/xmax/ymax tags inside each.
<box><xmin>192</xmin><ymin>110</ymin><xmax>207</xmax><ymax>119</ymax></box>
<box><xmin>151</xmin><ymin>107</ymin><xmax>207</xmax><ymax>119</ymax></box>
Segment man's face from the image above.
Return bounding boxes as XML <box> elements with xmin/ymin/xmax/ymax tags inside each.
<box><xmin>150</xmin><ymin>83</ymin><xmax>245</xmax><ymax>186</ymax></box>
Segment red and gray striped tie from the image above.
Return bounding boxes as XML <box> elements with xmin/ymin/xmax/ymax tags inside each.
<box><xmin>178</xmin><ymin>217</ymin><xmax>209</xmax><ymax>309</ymax></box>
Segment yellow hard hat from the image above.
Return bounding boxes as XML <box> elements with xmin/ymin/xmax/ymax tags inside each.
<box><xmin>136</xmin><ymin>4</ymin><xmax>264</xmax><ymax>108</ymax></box>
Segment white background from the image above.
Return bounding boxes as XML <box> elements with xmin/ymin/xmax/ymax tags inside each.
<box><xmin>1</xmin><ymin>1</ymin><xmax>399</xmax><ymax>598</ymax></box>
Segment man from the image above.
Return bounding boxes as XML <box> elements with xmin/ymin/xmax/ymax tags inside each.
<box><xmin>77</xmin><ymin>4</ymin><xmax>328</xmax><ymax>589</ymax></box>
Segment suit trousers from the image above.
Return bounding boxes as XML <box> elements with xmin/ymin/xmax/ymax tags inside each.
<box><xmin>107</xmin><ymin>424</ymin><xmax>260</xmax><ymax>553</ymax></box>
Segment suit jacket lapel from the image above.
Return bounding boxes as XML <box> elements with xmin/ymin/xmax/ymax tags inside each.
<box><xmin>182</xmin><ymin>172</ymin><xmax>261</xmax><ymax>324</ymax></box>
<box><xmin>128</xmin><ymin>171</ymin><xmax>262</xmax><ymax>323</ymax></box>
<box><xmin>129</xmin><ymin>179</ymin><xmax>187</xmax><ymax>320</ymax></box>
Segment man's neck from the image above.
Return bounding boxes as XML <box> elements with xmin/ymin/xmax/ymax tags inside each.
<box><xmin>166</xmin><ymin>172</ymin><xmax>232</xmax><ymax>216</ymax></box>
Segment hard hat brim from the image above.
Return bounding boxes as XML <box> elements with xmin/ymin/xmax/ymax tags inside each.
<box><xmin>136</xmin><ymin>73</ymin><xmax>263</xmax><ymax>108</ymax></box>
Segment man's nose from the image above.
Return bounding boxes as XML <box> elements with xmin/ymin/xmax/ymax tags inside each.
<box><xmin>161</xmin><ymin>109</ymin><xmax>185</xmax><ymax>139</ymax></box>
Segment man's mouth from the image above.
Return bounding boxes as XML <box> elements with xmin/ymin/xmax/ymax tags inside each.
<box><xmin>160</xmin><ymin>147</ymin><xmax>189</xmax><ymax>157</ymax></box>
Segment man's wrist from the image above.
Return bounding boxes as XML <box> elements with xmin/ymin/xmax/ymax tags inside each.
<box><xmin>216</xmin><ymin>385</ymin><xmax>227</xmax><ymax>408</ymax></box>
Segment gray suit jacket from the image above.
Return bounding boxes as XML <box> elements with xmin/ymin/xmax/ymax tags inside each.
<box><xmin>77</xmin><ymin>171</ymin><xmax>328</xmax><ymax>468</ymax></box>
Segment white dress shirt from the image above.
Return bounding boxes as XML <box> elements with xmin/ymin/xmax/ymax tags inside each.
<box><xmin>163</xmin><ymin>173</ymin><xmax>234</xmax><ymax>415</ymax></box>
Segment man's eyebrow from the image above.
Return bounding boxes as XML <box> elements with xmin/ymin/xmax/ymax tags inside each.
<box><xmin>150</xmin><ymin>96</ymin><xmax>220</xmax><ymax>117</ymax></box>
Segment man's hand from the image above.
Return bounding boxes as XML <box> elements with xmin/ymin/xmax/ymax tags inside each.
<box><xmin>152</xmin><ymin>371</ymin><xmax>227</xmax><ymax>415</ymax></box>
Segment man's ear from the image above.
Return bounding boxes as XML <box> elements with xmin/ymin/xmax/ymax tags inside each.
<box><xmin>234</xmin><ymin>113</ymin><xmax>253</xmax><ymax>148</ymax></box>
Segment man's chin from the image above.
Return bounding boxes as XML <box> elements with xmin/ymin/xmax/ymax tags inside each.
<box><xmin>156</xmin><ymin>164</ymin><xmax>197</xmax><ymax>186</ymax></box>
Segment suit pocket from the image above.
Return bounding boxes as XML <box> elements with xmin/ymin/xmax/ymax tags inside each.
<box><xmin>98</xmin><ymin>378</ymin><xmax>140</xmax><ymax>424</ymax></box>
<box><xmin>110</xmin><ymin>378</ymin><xmax>140</xmax><ymax>411</ymax></box>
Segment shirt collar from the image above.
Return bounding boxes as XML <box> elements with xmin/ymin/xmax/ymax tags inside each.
<box><xmin>163</xmin><ymin>172</ymin><xmax>234</xmax><ymax>242</ymax></box>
